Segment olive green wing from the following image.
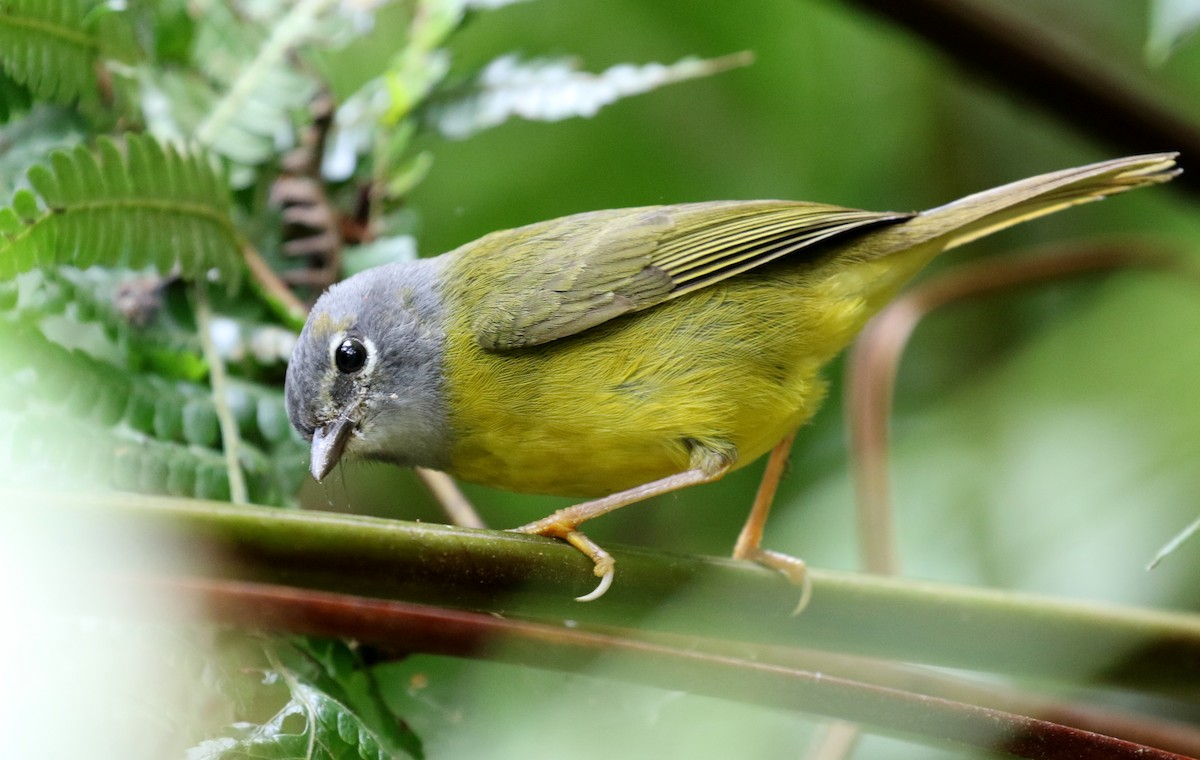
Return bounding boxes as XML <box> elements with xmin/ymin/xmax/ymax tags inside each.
<box><xmin>469</xmin><ymin>200</ymin><xmax>909</xmax><ymax>350</ymax></box>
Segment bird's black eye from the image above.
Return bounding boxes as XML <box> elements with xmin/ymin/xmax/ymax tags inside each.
<box><xmin>335</xmin><ymin>338</ymin><xmax>368</xmax><ymax>374</ymax></box>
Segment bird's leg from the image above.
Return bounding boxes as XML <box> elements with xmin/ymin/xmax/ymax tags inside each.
<box><xmin>516</xmin><ymin>450</ymin><xmax>731</xmax><ymax>602</ymax></box>
<box><xmin>732</xmin><ymin>430</ymin><xmax>813</xmax><ymax>614</ymax></box>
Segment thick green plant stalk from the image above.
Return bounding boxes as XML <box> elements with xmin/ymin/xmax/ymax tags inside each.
<box><xmin>29</xmin><ymin>489</ymin><xmax>1200</xmax><ymax>697</ymax></box>
<box><xmin>18</xmin><ymin>488</ymin><xmax>1200</xmax><ymax>759</ymax></box>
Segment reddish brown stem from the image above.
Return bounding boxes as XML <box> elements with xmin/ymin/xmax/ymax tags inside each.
<box><xmin>120</xmin><ymin>575</ymin><xmax>1200</xmax><ymax>760</ymax></box>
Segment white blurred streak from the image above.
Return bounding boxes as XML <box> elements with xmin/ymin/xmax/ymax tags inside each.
<box><xmin>433</xmin><ymin>53</ymin><xmax>753</xmax><ymax>140</ymax></box>
<box><xmin>0</xmin><ymin>486</ymin><xmax>201</xmax><ymax>759</ymax></box>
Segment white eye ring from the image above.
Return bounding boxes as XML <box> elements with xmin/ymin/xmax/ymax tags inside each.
<box><xmin>329</xmin><ymin>333</ymin><xmax>379</xmax><ymax>377</ymax></box>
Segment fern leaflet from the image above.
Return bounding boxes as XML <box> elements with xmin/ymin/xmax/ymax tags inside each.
<box><xmin>0</xmin><ymin>0</ymin><xmax>105</xmax><ymax>104</ymax></box>
<box><xmin>0</xmin><ymin>133</ymin><xmax>244</xmax><ymax>286</ymax></box>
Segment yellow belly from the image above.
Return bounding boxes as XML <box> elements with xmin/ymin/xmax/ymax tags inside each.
<box><xmin>440</xmin><ymin>259</ymin><xmax>890</xmax><ymax>497</ymax></box>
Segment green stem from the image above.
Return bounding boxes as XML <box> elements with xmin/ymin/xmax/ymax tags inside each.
<box><xmin>240</xmin><ymin>239</ymin><xmax>309</xmax><ymax>330</ymax></box>
<box><xmin>26</xmin><ymin>489</ymin><xmax>1200</xmax><ymax>697</ymax></box>
<box><xmin>192</xmin><ymin>285</ymin><xmax>248</xmax><ymax>504</ymax></box>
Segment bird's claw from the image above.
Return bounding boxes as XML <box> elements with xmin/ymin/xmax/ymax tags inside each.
<box><xmin>574</xmin><ymin>563</ymin><xmax>614</xmax><ymax>602</ymax></box>
<box><xmin>741</xmin><ymin>547</ymin><xmax>812</xmax><ymax>616</ymax></box>
<box><xmin>512</xmin><ymin>520</ymin><xmax>617</xmax><ymax>602</ymax></box>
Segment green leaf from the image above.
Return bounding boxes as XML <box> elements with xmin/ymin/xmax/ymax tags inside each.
<box><xmin>0</xmin><ymin>134</ymin><xmax>243</xmax><ymax>286</ymax></box>
<box><xmin>0</xmin><ymin>104</ymin><xmax>86</xmax><ymax>199</ymax></box>
<box><xmin>0</xmin><ymin>207</ymin><xmax>20</xmax><ymax>235</ymax></box>
<box><xmin>11</xmin><ymin>188</ymin><xmax>39</xmax><ymax>220</ymax></box>
<box><xmin>283</xmin><ymin>637</ymin><xmax>426</xmax><ymax>760</ymax></box>
<box><xmin>183</xmin><ymin>397</ymin><xmax>220</xmax><ymax>447</ymax></box>
<box><xmin>342</xmin><ymin>235</ymin><xmax>417</xmax><ymax>276</ymax></box>
<box><xmin>157</xmin><ymin>0</ymin><xmax>335</xmax><ymax>173</ymax></box>
<box><xmin>385</xmin><ymin>150</ymin><xmax>433</xmax><ymax>198</ymax></box>
<box><xmin>0</xmin><ymin>325</ymin><xmax>305</xmax><ymax>503</ymax></box>
<box><xmin>26</xmin><ymin>164</ymin><xmax>62</xmax><ymax>207</ymax></box>
<box><xmin>188</xmin><ymin>679</ymin><xmax>410</xmax><ymax>760</ymax></box>
<box><xmin>0</xmin><ymin>0</ymin><xmax>112</xmax><ymax>104</ymax></box>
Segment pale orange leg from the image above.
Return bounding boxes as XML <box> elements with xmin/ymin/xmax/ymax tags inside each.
<box><xmin>732</xmin><ymin>430</ymin><xmax>813</xmax><ymax>614</ymax></box>
<box><xmin>515</xmin><ymin>466</ymin><xmax>729</xmax><ymax>602</ymax></box>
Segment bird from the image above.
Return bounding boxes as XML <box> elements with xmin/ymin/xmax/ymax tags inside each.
<box><xmin>284</xmin><ymin>153</ymin><xmax>1178</xmax><ymax>602</ymax></box>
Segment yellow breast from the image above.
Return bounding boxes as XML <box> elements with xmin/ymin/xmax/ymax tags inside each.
<box><xmin>436</xmin><ymin>247</ymin><xmax>925</xmax><ymax>497</ymax></box>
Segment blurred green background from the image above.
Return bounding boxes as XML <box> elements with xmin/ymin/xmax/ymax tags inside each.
<box><xmin>306</xmin><ymin>1</ymin><xmax>1200</xmax><ymax>756</ymax></box>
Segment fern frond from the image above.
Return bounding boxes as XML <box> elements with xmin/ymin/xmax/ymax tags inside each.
<box><xmin>9</xmin><ymin>269</ymin><xmax>296</xmax><ymax>379</ymax></box>
<box><xmin>0</xmin><ymin>323</ymin><xmax>307</xmax><ymax>502</ymax></box>
<box><xmin>1</xmin><ymin>409</ymin><xmax>294</xmax><ymax>502</ymax></box>
<box><xmin>0</xmin><ymin>0</ymin><xmax>104</xmax><ymax>104</ymax></box>
<box><xmin>0</xmin><ymin>104</ymin><xmax>86</xmax><ymax>199</ymax></box>
<box><xmin>187</xmin><ymin>0</ymin><xmax>327</xmax><ymax>168</ymax></box>
<box><xmin>0</xmin><ymin>134</ymin><xmax>243</xmax><ymax>286</ymax></box>
<box><xmin>16</xmin><ymin>269</ymin><xmax>204</xmax><ymax>366</ymax></box>
<box><xmin>0</xmin><ymin>323</ymin><xmax>300</xmax><ymax>448</ymax></box>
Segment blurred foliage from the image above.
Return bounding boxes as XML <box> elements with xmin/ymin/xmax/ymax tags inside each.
<box><xmin>2</xmin><ymin>0</ymin><xmax>1199</xmax><ymax>758</ymax></box>
<box><xmin>1148</xmin><ymin>0</ymin><xmax>1200</xmax><ymax>62</ymax></box>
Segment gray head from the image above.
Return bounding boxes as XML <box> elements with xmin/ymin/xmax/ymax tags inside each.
<box><xmin>284</xmin><ymin>257</ymin><xmax>451</xmax><ymax>481</ymax></box>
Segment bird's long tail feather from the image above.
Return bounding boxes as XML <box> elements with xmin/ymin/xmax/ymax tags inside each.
<box><xmin>921</xmin><ymin>153</ymin><xmax>1179</xmax><ymax>252</ymax></box>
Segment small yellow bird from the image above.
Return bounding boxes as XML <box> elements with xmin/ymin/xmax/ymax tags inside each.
<box><xmin>284</xmin><ymin>154</ymin><xmax>1177</xmax><ymax>600</ymax></box>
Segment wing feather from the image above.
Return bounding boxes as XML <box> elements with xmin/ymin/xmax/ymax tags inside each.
<box><xmin>468</xmin><ymin>201</ymin><xmax>908</xmax><ymax>350</ymax></box>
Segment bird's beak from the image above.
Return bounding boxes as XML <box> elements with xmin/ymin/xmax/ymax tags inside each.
<box><xmin>310</xmin><ymin>416</ymin><xmax>355</xmax><ymax>482</ymax></box>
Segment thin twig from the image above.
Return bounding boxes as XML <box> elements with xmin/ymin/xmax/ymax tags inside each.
<box><xmin>193</xmin><ymin>283</ymin><xmax>249</xmax><ymax>504</ymax></box>
<box><xmin>806</xmin><ymin>721</ymin><xmax>862</xmax><ymax>760</ymax></box>
<box><xmin>241</xmin><ymin>241</ymin><xmax>309</xmax><ymax>330</ymax></box>
<box><xmin>415</xmin><ymin>467</ymin><xmax>487</xmax><ymax>528</ymax></box>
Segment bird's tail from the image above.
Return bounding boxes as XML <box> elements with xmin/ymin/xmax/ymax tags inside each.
<box><xmin>919</xmin><ymin>152</ymin><xmax>1179</xmax><ymax>252</ymax></box>
<box><xmin>840</xmin><ymin>153</ymin><xmax>1178</xmax><ymax>318</ymax></box>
